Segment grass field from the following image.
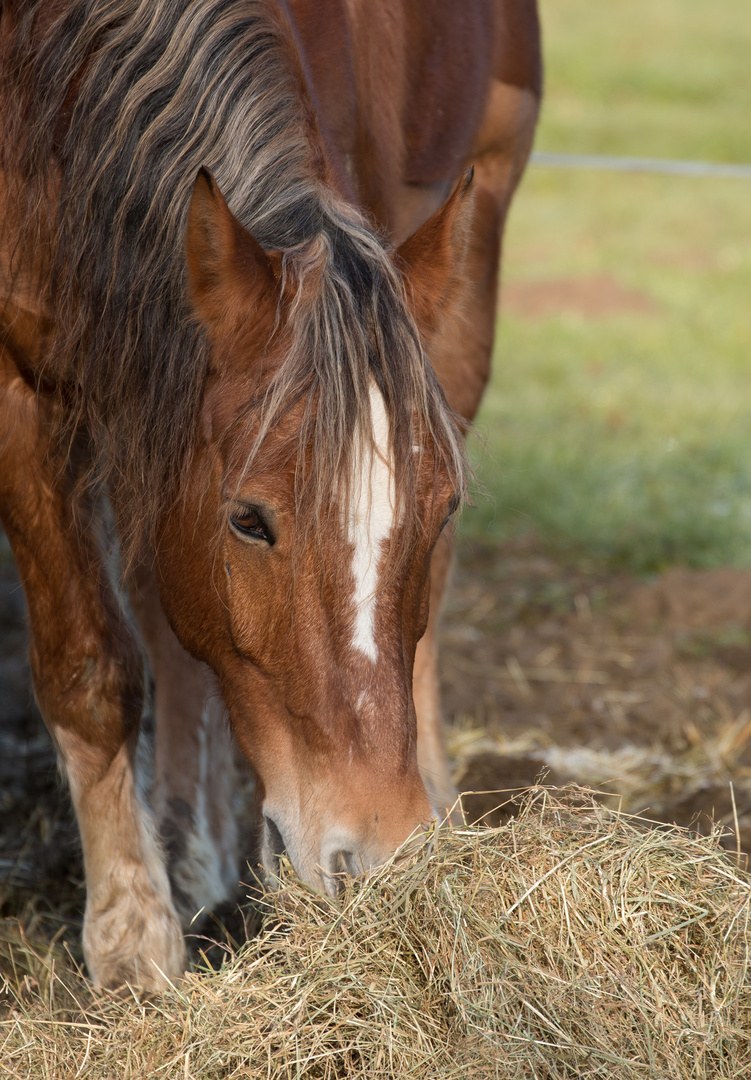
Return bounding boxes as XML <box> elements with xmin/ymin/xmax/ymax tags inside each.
<box><xmin>465</xmin><ymin>0</ymin><xmax>751</xmax><ymax>570</ymax></box>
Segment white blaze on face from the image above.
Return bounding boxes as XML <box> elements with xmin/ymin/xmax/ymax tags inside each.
<box><xmin>347</xmin><ymin>382</ymin><xmax>396</xmax><ymax>662</ymax></box>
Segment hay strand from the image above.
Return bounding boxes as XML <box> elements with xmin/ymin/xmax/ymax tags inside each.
<box><xmin>1</xmin><ymin>790</ymin><xmax>749</xmax><ymax>1079</ymax></box>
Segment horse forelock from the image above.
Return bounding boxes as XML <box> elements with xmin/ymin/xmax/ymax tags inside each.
<box><xmin>1</xmin><ymin>0</ymin><xmax>466</xmax><ymax>562</ymax></box>
<box><xmin>230</xmin><ymin>208</ymin><xmax>468</xmax><ymax>576</ymax></box>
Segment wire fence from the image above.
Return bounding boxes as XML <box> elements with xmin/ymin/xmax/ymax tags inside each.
<box><xmin>530</xmin><ymin>151</ymin><xmax>751</xmax><ymax>179</ymax></box>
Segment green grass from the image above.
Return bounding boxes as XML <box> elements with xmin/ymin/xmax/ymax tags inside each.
<box><xmin>537</xmin><ymin>0</ymin><xmax>751</xmax><ymax>163</ymax></box>
<box><xmin>463</xmin><ymin>0</ymin><xmax>751</xmax><ymax>570</ymax></box>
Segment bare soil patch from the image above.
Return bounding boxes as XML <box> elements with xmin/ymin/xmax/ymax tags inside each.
<box><xmin>501</xmin><ymin>274</ymin><xmax>658</xmax><ymax>318</ymax></box>
<box><xmin>445</xmin><ymin>537</ymin><xmax>751</xmax><ymax>855</ymax></box>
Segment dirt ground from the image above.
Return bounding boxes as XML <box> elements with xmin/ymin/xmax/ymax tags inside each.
<box><xmin>2</xmin><ymin>531</ymin><xmax>751</xmax><ymax>955</ymax></box>
<box><xmin>445</xmin><ymin>538</ymin><xmax>751</xmax><ymax>854</ymax></box>
<box><xmin>501</xmin><ymin>274</ymin><xmax>658</xmax><ymax>319</ymax></box>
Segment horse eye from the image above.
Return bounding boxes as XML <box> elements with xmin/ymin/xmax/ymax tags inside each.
<box><xmin>230</xmin><ymin>505</ymin><xmax>274</xmax><ymax>544</ymax></box>
<box><xmin>440</xmin><ymin>494</ymin><xmax>461</xmax><ymax>532</ymax></box>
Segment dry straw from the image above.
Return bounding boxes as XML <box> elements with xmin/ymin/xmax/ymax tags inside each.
<box><xmin>1</xmin><ymin>789</ymin><xmax>750</xmax><ymax>1079</ymax></box>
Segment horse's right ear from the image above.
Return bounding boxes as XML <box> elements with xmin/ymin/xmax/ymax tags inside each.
<box><xmin>185</xmin><ymin>167</ymin><xmax>277</xmax><ymax>331</ymax></box>
<box><xmin>396</xmin><ymin>167</ymin><xmax>475</xmax><ymax>339</ymax></box>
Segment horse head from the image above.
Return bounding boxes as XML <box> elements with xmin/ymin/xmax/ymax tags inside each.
<box><xmin>156</xmin><ymin>168</ymin><xmax>473</xmax><ymax>895</ymax></box>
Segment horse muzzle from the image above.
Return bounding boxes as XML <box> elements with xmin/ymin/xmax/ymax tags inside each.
<box><xmin>260</xmin><ymin>800</ymin><xmax>433</xmax><ymax>897</ymax></box>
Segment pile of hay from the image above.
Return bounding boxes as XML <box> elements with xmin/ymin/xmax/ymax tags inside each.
<box><xmin>2</xmin><ymin>790</ymin><xmax>749</xmax><ymax>1079</ymax></box>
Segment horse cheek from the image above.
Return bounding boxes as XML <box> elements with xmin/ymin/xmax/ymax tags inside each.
<box><xmin>155</xmin><ymin>480</ymin><xmax>227</xmax><ymax>665</ymax></box>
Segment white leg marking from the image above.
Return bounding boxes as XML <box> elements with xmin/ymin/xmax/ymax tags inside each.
<box><xmin>348</xmin><ymin>383</ymin><xmax>395</xmax><ymax>662</ymax></box>
<box><xmin>168</xmin><ymin>700</ymin><xmax>239</xmax><ymax>925</ymax></box>
<box><xmin>57</xmin><ymin>732</ymin><xmax>185</xmax><ymax>989</ymax></box>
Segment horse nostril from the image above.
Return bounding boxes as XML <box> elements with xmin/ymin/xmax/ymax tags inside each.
<box><xmin>326</xmin><ymin>849</ymin><xmax>362</xmax><ymax>885</ymax></box>
<box><xmin>264</xmin><ymin>816</ymin><xmax>286</xmax><ymax>854</ymax></box>
<box><xmin>342</xmin><ymin>850</ymin><xmax>364</xmax><ymax>876</ymax></box>
<box><xmin>262</xmin><ymin>815</ymin><xmax>287</xmax><ymax>876</ymax></box>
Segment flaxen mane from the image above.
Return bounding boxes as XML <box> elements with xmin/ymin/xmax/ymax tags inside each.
<box><xmin>0</xmin><ymin>0</ymin><xmax>465</xmax><ymax>556</ymax></box>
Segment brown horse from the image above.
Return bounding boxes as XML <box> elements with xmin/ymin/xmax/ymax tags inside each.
<box><xmin>0</xmin><ymin>0</ymin><xmax>540</xmax><ymax>988</ymax></box>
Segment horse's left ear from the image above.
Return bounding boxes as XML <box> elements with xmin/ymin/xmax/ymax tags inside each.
<box><xmin>396</xmin><ymin>167</ymin><xmax>475</xmax><ymax>338</ymax></box>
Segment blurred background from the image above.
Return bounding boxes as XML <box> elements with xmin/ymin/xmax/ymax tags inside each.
<box><xmin>444</xmin><ymin>0</ymin><xmax>751</xmax><ymax>845</ymax></box>
<box><xmin>466</xmin><ymin>0</ymin><xmax>751</xmax><ymax>569</ymax></box>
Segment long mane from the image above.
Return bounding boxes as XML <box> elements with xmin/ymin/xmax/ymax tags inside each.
<box><xmin>0</xmin><ymin>0</ymin><xmax>465</xmax><ymax>556</ymax></box>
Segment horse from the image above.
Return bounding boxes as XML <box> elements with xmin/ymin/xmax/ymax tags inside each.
<box><xmin>0</xmin><ymin>0</ymin><xmax>540</xmax><ymax>989</ymax></box>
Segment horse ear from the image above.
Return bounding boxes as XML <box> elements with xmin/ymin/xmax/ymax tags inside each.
<box><xmin>186</xmin><ymin>167</ymin><xmax>277</xmax><ymax>329</ymax></box>
<box><xmin>397</xmin><ymin>167</ymin><xmax>475</xmax><ymax>338</ymax></box>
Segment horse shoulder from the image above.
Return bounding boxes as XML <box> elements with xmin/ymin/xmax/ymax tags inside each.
<box><xmin>286</xmin><ymin>0</ymin><xmax>540</xmax><ymax>241</ymax></box>
<box><xmin>470</xmin><ymin>0</ymin><xmax>542</xmax><ymax>190</ymax></box>
<box><xmin>399</xmin><ymin>0</ymin><xmax>542</xmax><ymax>200</ymax></box>
<box><xmin>283</xmin><ymin>0</ymin><xmax>358</xmax><ymax>177</ymax></box>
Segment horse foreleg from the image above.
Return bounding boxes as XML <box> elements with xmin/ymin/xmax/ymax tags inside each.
<box><xmin>413</xmin><ymin>83</ymin><xmax>539</xmax><ymax>826</ymax></box>
<box><xmin>413</xmin><ymin>532</ymin><xmax>460</xmax><ymax>821</ymax></box>
<box><xmin>0</xmin><ymin>349</ymin><xmax>184</xmax><ymax>989</ymax></box>
<box><xmin>128</xmin><ymin>566</ymin><xmax>240</xmax><ymax>927</ymax></box>
<box><xmin>412</xmin><ymin>185</ymin><xmax>508</xmax><ymax>825</ymax></box>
